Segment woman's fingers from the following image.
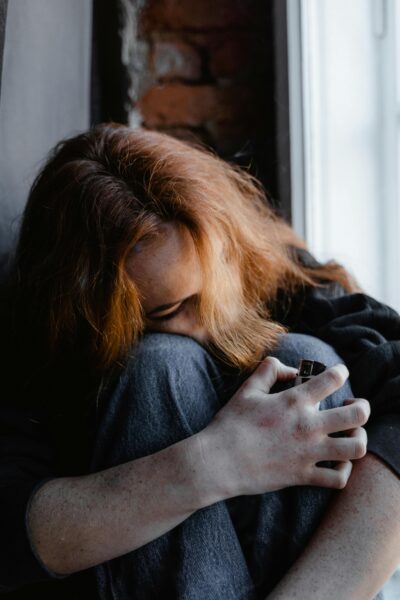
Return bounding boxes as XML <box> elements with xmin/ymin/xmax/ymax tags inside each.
<box><xmin>244</xmin><ymin>357</ymin><xmax>298</xmax><ymax>394</ymax></box>
<box><xmin>319</xmin><ymin>427</ymin><xmax>368</xmax><ymax>461</ymax></box>
<box><xmin>310</xmin><ymin>426</ymin><xmax>367</xmax><ymax>488</ymax></box>
<box><xmin>294</xmin><ymin>364</ymin><xmax>349</xmax><ymax>406</ymax></box>
<box><xmin>309</xmin><ymin>461</ymin><xmax>353</xmax><ymax>489</ymax></box>
<box><xmin>245</xmin><ymin>360</ymin><xmax>350</xmax><ymax>405</ymax></box>
<box><xmin>319</xmin><ymin>399</ymin><xmax>370</xmax><ymax>434</ymax></box>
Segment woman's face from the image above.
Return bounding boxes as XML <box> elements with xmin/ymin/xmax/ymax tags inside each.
<box><xmin>125</xmin><ymin>222</ymin><xmax>208</xmax><ymax>344</ymax></box>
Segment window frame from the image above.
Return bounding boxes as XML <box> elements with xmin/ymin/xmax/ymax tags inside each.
<box><xmin>285</xmin><ymin>0</ymin><xmax>400</xmax><ymax>311</ymax></box>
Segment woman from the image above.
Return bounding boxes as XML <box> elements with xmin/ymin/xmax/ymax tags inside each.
<box><xmin>1</xmin><ymin>123</ymin><xmax>399</xmax><ymax>599</ymax></box>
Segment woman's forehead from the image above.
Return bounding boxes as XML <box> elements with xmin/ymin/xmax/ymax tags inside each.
<box><xmin>125</xmin><ymin>222</ymin><xmax>202</xmax><ymax>310</ymax></box>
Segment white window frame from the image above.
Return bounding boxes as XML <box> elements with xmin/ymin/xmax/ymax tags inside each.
<box><xmin>286</xmin><ymin>0</ymin><xmax>400</xmax><ymax>311</ymax></box>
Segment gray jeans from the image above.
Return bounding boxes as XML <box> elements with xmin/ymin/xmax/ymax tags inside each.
<box><xmin>91</xmin><ymin>332</ymin><xmax>383</xmax><ymax>600</ymax></box>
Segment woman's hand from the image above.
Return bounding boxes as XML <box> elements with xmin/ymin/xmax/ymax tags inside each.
<box><xmin>198</xmin><ymin>357</ymin><xmax>370</xmax><ymax>498</ymax></box>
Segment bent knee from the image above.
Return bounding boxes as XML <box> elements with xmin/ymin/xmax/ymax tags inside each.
<box><xmin>126</xmin><ymin>332</ymin><xmax>213</xmax><ymax>374</ymax></box>
<box><xmin>272</xmin><ymin>333</ymin><xmax>344</xmax><ymax>369</ymax></box>
<box><xmin>92</xmin><ymin>333</ymin><xmax>224</xmax><ymax>466</ymax></box>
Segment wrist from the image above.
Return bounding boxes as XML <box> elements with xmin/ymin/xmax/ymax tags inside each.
<box><xmin>179</xmin><ymin>429</ymin><xmax>236</xmax><ymax>508</ymax></box>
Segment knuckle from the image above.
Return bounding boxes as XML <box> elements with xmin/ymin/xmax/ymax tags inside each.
<box><xmin>306</xmin><ymin>472</ymin><xmax>319</xmax><ymax>487</ymax></box>
<box><xmin>295</xmin><ymin>417</ymin><xmax>313</xmax><ymax>438</ymax></box>
<box><xmin>262</xmin><ymin>356</ymin><xmax>279</xmax><ymax>374</ymax></box>
<box><xmin>264</xmin><ymin>356</ymin><xmax>280</xmax><ymax>366</ymax></box>
<box><xmin>285</xmin><ymin>391</ymin><xmax>302</xmax><ymax>409</ymax></box>
<box><xmin>302</xmin><ymin>465</ymin><xmax>317</xmax><ymax>486</ymax></box>
<box><xmin>334</xmin><ymin>446</ymin><xmax>345</xmax><ymax>460</ymax></box>
<box><xmin>335</xmin><ymin>472</ymin><xmax>348</xmax><ymax>489</ymax></box>
<box><xmin>244</xmin><ymin>390</ymin><xmax>263</xmax><ymax>407</ymax></box>
<box><xmin>352</xmin><ymin>402</ymin><xmax>369</xmax><ymax>424</ymax></box>
<box><xmin>335</xmin><ymin>445</ymin><xmax>348</xmax><ymax>460</ymax></box>
<box><xmin>324</xmin><ymin>369</ymin><xmax>344</xmax><ymax>388</ymax></box>
<box><xmin>234</xmin><ymin>388</ymin><xmax>259</xmax><ymax>410</ymax></box>
<box><xmin>358</xmin><ymin>399</ymin><xmax>371</xmax><ymax>421</ymax></box>
<box><xmin>354</xmin><ymin>438</ymin><xmax>367</xmax><ymax>458</ymax></box>
<box><xmin>363</xmin><ymin>398</ymin><xmax>371</xmax><ymax>414</ymax></box>
<box><xmin>351</xmin><ymin>405</ymin><xmax>364</xmax><ymax>424</ymax></box>
<box><xmin>236</xmin><ymin>382</ymin><xmax>252</xmax><ymax>399</ymax></box>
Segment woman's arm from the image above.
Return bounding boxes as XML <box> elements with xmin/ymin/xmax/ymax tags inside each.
<box><xmin>27</xmin><ymin>360</ymin><xmax>369</xmax><ymax>577</ymax></box>
<box><xmin>27</xmin><ymin>433</ymin><xmax>218</xmax><ymax>576</ymax></box>
<box><xmin>268</xmin><ymin>452</ymin><xmax>400</xmax><ymax>600</ymax></box>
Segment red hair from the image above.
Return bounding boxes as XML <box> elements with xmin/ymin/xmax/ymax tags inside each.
<box><xmin>14</xmin><ymin>123</ymin><xmax>359</xmax><ymax>371</ymax></box>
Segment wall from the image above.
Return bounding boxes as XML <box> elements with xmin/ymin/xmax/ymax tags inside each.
<box><xmin>0</xmin><ymin>0</ymin><xmax>92</xmax><ymax>259</ymax></box>
<box><xmin>129</xmin><ymin>0</ymin><xmax>278</xmax><ymax>197</ymax></box>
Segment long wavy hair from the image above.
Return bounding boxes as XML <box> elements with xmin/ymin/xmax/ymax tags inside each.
<box><xmin>13</xmin><ymin>123</ymin><xmax>358</xmax><ymax>373</ymax></box>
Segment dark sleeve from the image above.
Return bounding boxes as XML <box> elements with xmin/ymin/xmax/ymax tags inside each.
<box><xmin>0</xmin><ymin>405</ymin><xmax>67</xmax><ymax>592</ymax></box>
<box><xmin>292</xmin><ymin>288</ymin><xmax>400</xmax><ymax>477</ymax></box>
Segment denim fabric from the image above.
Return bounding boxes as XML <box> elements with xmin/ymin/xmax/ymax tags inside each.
<box><xmin>91</xmin><ymin>333</ymin><xmax>383</xmax><ymax>600</ymax></box>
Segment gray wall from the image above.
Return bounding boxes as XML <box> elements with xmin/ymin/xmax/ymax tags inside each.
<box><xmin>0</xmin><ymin>0</ymin><xmax>92</xmax><ymax>257</ymax></box>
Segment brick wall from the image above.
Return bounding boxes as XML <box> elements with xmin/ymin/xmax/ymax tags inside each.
<box><xmin>131</xmin><ymin>0</ymin><xmax>278</xmax><ymax>197</ymax></box>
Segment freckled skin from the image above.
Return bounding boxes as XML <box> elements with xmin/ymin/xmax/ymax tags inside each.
<box><xmin>126</xmin><ymin>222</ymin><xmax>208</xmax><ymax>343</ymax></box>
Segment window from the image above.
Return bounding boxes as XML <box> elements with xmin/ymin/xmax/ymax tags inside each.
<box><xmin>287</xmin><ymin>0</ymin><xmax>400</xmax><ymax>312</ymax></box>
<box><xmin>286</xmin><ymin>2</ymin><xmax>400</xmax><ymax>590</ymax></box>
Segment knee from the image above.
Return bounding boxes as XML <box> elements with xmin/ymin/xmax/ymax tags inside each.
<box><xmin>93</xmin><ymin>333</ymin><xmax>225</xmax><ymax>463</ymax></box>
<box><xmin>127</xmin><ymin>332</ymin><xmax>200</xmax><ymax>368</ymax></box>
<box><xmin>271</xmin><ymin>333</ymin><xmax>344</xmax><ymax>370</ymax></box>
<box><xmin>115</xmin><ymin>332</ymin><xmax>226</xmax><ymax>420</ymax></box>
<box><xmin>125</xmin><ymin>332</ymin><xmax>221</xmax><ymax>386</ymax></box>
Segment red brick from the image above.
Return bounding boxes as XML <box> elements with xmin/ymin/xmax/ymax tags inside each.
<box><xmin>138</xmin><ymin>84</ymin><xmax>219</xmax><ymax>127</ymax></box>
<box><xmin>140</xmin><ymin>0</ymin><xmax>268</xmax><ymax>31</ymax></box>
<box><xmin>150</xmin><ymin>32</ymin><xmax>269</xmax><ymax>81</ymax></box>
<box><xmin>152</xmin><ymin>40</ymin><xmax>202</xmax><ymax>81</ymax></box>
<box><xmin>209</xmin><ymin>34</ymin><xmax>269</xmax><ymax>80</ymax></box>
<box><xmin>136</xmin><ymin>83</ymin><xmax>261</xmax><ymax>128</ymax></box>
